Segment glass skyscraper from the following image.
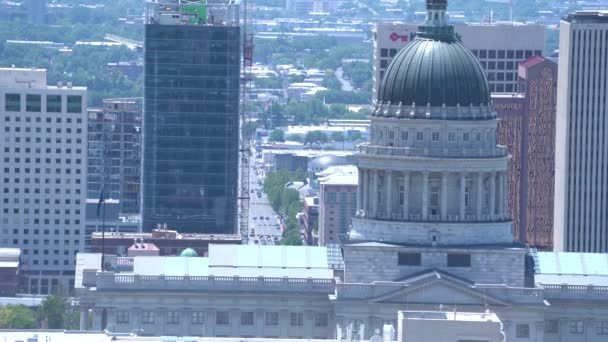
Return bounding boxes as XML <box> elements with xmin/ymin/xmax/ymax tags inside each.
<box><xmin>142</xmin><ymin>1</ymin><xmax>240</xmax><ymax>233</ymax></box>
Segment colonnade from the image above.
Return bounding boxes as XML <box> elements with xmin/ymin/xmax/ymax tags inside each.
<box><xmin>357</xmin><ymin>169</ymin><xmax>506</xmax><ymax>222</ymax></box>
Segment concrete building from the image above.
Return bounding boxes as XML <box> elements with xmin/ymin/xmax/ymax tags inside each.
<box><xmin>0</xmin><ymin>248</ymin><xmax>22</xmax><ymax>296</ymax></box>
<box><xmin>493</xmin><ymin>56</ymin><xmax>557</xmax><ymax>249</ymax></box>
<box><xmin>141</xmin><ymin>0</ymin><xmax>240</xmax><ymax>234</ymax></box>
<box><xmin>373</xmin><ymin>21</ymin><xmax>545</xmax><ymax>100</ymax></box>
<box><xmin>75</xmin><ymin>3</ymin><xmax>608</xmax><ymax>341</ymax></box>
<box><xmin>554</xmin><ymin>10</ymin><xmax>608</xmax><ymax>253</ymax></box>
<box><xmin>87</xmin><ymin>98</ymin><xmax>142</xmax><ymax>215</ymax></box>
<box><xmin>318</xmin><ymin>166</ymin><xmax>358</xmax><ymax>246</ymax></box>
<box><xmin>89</xmin><ymin>227</ymin><xmax>242</xmax><ymax>257</ymax></box>
<box><xmin>0</xmin><ymin>67</ymin><xmax>87</xmax><ymax>295</ymax></box>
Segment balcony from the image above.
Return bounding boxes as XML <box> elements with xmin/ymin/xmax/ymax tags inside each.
<box><xmin>358</xmin><ymin>144</ymin><xmax>508</xmax><ymax>159</ymax></box>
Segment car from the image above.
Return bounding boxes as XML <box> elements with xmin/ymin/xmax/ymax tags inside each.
<box><xmin>253</xmin><ymin>216</ymin><xmax>257</xmax><ymax>220</ymax></box>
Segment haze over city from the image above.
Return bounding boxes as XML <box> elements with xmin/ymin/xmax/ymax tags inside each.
<box><xmin>0</xmin><ymin>0</ymin><xmax>608</xmax><ymax>341</ymax></box>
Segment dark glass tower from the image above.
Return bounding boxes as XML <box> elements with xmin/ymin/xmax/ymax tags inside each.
<box><xmin>142</xmin><ymin>1</ymin><xmax>240</xmax><ymax>233</ymax></box>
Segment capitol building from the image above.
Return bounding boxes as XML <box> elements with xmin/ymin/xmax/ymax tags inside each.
<box><xmin>76</xmin><ymin>1</ymin><xmax>608</xmax><ymax>341</ymax></box>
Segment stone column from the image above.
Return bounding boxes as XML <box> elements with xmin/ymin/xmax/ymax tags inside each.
<box><xmin>363</xmin><ymin>169</ymin><xmax>369</xmax><ymax>216</ymax></box>
<box><xmin>422</xmin><ymin>172</ymin><xmax>429</xmax><ymax>220</ymax></box>
<box><xmin>498</xmin><ymin>171</ymin><xmax>505</xmax><ymax>219</ymax></box>
<box><xmin>386</xmin><ymin>170</ymin><xmax>393</xmax><ymax>219</ymax></box>
<box><xmin>357</xmin><ymin>168</ymin><xmax>364</xmax><ymax>212</ymax></box>
<box><xmin>79</xmin><ymin>306</ymin><xmax>89</xmax><ymax>330</ymax></box>
<box><xmin>459</xmin><ymin>173</ymin><xmax>466</xmax><ymax>220</ymax></box>
<box><xmin>372</xmin><ymin>170</ymin><xmax>379</xmax><ymax>218</ymax></box>
<box><xmin>92</xmin><ymin>308</ymin><xmax>103</xmax><ymax>331</ymax></box>
<box><xmin>489</xmin><ymin>172</ymin><xmax>496</xmax><ymax>219</ymax></box>
<box><xmin>441</xmin><ymin>172</ymin><xmax>448</xmax><ymax>220</ymax></box>
<box><xmin>402</xmin><ymin>172</ymin><xmax>410</xmax><ymax>220</ymax></box>
<box><xmin>476</xmin><ymin>172</ymin><xmax>483</xmax><ymax>220</ymax></box>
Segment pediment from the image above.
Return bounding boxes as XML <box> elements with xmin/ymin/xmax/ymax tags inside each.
<box><xmin>370</xmin><ymin>274</ymin><xmax>508</xmax><ymax>306</ymax></box>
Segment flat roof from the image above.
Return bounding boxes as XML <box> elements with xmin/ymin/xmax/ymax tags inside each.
<box><xmin>400</xmin><ymin>310</ymin><xmax>500</xmax><ymax>323</ymax></box>
<box><xmin>91</xmin><ymin>231</ymin><xmax>242</xmax><ymax>241</ymax></box>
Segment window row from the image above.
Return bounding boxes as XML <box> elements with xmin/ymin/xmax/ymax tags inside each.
<box><xmin>3</xmin><ymin>147</ymin><xmax>83</xmax><ymax>154</ymax></box>
<box><xmin>4</xmin><ymin>94</ymin><xmax>82</xmax><ymax>113</ymax></box>
<box><xmin>3</xmin><ymin>228</ymin><xmax>81</xmax><ymax>235</ymax></box>
<box><xmin>3</xmin><ymin>167</ymin><xmax>83</xmax><ymax>175</ymax></box>
<box><xmin>3</xmin><ymin>137</ymin><xmax>83</xmax><ymax>144</ymax></box>
<box><xmin>4</xmin><ymin>115</ymin><xmax>82</xmax><ymax>123</ymax></box>
<box><xmin>4</xmin><ymin>126</ymin><xmax>83</xmax><ymax>134</ymax></box>
<box><xmin>129</xmin><ymin>311</ymin><xmax>329</xmax><ymax>327</ymax></box>
<box><xmin>397</xmin><ymin>252</ymin><xmax>471</xmax><ymax>267</ymax></box>
<box><xmin>471</xmin><ymin>49</ymin><xmax>542</xmax><ymax>60</ymax></box>
<box><xmin>3</xmin><ymin>216</ymin><xmax>81</xmax><ymax>225</ymax></box>
<box><xmin>375</xmin><ymin>128</ymin><xmax>493</xmax><ymax>145</ymax></box>
<box><xmin>544</xmin><ymin>319</ymin><xmax>608</xmax><ymax>335</ymax></box>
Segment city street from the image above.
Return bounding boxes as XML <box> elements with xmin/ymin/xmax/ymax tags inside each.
<box><xmin>246</xmin><ymin>154</ymin><xmax>282</xmax><ymax>246</ymax></box>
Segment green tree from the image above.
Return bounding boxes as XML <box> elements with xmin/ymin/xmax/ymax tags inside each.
<box><xmin>38</xmin><ymin>296</ymin><xmax>66</xmax><ymax>329</ymax></box>
<box><xmin>331</xmin><ymin>131</ymin><xmax>345</xmax><ymax>142</ymax></box>
<box><xmin>0</xmin><ymin>305</ymin><xmax>37</xmax><ymax>329</ymax></box>
<box><xmin>269</xmin><ymin>129</ymin><xmax>285</xmax><ymax>142</ymax></box>
<box><xmin>286</xmin><ymin>134</ymin><xmax>302</xmax><ymax>142</ymax></box>
<box><xmin>304</xmin><ymin>130</ymin><xmax>329</xmax><ymax>145</ymax></box>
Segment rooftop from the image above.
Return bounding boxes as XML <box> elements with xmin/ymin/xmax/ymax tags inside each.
<box><xmin>91</xmin><ymin>229</ymin><xmax>242</xmax><ymax>242</ymax></box>
<box><xmin>532</xmin><ymin>250</ymin><xmax>608</xmax><ymax>286</ymax></box>
<box><xmin>565</xmin><ymin>10</ymin><xmax>608</xmax><ymax>23</ymax></box>
<box><xmin>318</xmin><ymin>165</ymin><xmax>358</xmax><ymax>186</ymax></box>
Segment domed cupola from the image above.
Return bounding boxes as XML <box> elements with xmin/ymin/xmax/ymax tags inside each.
<box><xmin>375</xmin><ymin>0</ymin><xmax>491</xmax><ymax>117</ymax></box>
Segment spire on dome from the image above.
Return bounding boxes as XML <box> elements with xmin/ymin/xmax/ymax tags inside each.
<box><xmin>417</xmin><ymin>0</ymin><xmax>454</xmax><ymax>41</ymax></box>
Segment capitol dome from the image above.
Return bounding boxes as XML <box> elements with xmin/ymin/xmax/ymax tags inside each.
<box><xmin>377</xmin><ymin>0</ymin><xmax>490</xmax><ymax>109</ymax></box>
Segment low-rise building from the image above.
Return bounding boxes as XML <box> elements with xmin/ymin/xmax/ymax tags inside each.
<box><xmin>303</xmin><ymin>197</ymin><xmax>319</xmax><ymax>244</ymax></box>
<box><xmin>0</xmin><ymin>248</ymin><xmax>22</xmax><ymax>296</ymax></box>
<box><xmin>89</xmin><ymin>227</ymin><xmax>242</xmax><ymax>257</ymax></box>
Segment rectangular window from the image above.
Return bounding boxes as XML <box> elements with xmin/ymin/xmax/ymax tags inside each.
<box><xmin>314</xmin><ymin>313</ymin><xmax>329</xmax><ymax>327</ymax></box>
<box><xmin>116</xmin><ymin>310</ymin><xmax>130</xmax><ymax>324</ymax></box>
<box><xmin>380</xmin><ymin>48</ymin><xmax>388</xmax><ymax>57</ymax></box>
<box><xmin>516</xmin><ymin>324</ymin><xmax>530</xmax><ymax>338</ymax></box>
<box><xmin>463</xmin><ymin>133</ymin><xmax>470</xmax><ymax>141</ymax></box>
<box><xmin>432</xmin><ymin>132</ymin><xmax>440</xmax><ymax>141</ymax></box>
<box><xmin>569</xmin><ymin>320</ymin><xmax>584</xmax><ymax>334</ymax></box>
<box><xmin>241</xmin><ymin>312</ymin><xmax>254</xmax><ymax>326</ymax></box>
<box><xmin>401</xmin><ymin>131</ymin><xmax>408</xmax><ymax>141</ymax></box>
<box><xmin>416</xmin><ymin>132</ymin><xmax>424</xmax><ymax>141</ymax></box>
<box><xmin>597</xmin><ymin>320</ymin><xmax>608</xmax><ymax>335</ymax></box>
<box><xmin>216</xmin><ymin>311</ymin><xmax>230</xmax><ymax>325</ymax></box>
<box><xmin>66</xmin><ymin>95</ymin><xmax>82</xmax><ymax>113</ymax></box>
<box><xmin>265</xmin><ymin>312</ymin><xmax>279</xmax><ymax>326</ymax></box>
<box><xmin>448</xmin><ymin>132</ymin><xmax>455</xmax><ymax>141</ymax></box>
<box><xmin>46</xmin><ymin>95</ymin><xmax>62</xmax><ymax>112</ymax></box>
<box><xmin>26</xmin><ymin>94</ymin><xmax>41</xmax><ymax>112</ymax></box>
<box><xmin>167</xmin><ymin>311</ymin><xmax>180</xmax><ymax>324</ymax></box>
<box><xmin>191</xmin><ymin>311</ymin><xmax>205</xmax><ymax>324</ymax></box>
<box><xmin>430</xmin><ymin>186</ymin><xmax>439</xmax><ymax>207</ymax></box>
<box><xmin>5</xmin><ymin>94</ymin><xmax>20</xmax><ymax>111</ymax></box>
<box><xmin>142</xmin><ymin>311</ymin><xmax>155</xmax><ymax>324</ymax></box>
<box><xmin>447</xmin><ymin>253</ymin><xmax>471</xmax><ymax>267</ymax></box>
<box><xmin>389</xmin><ymin>49</ymin><xmax>398</xmax><ymax>57</ymax></box>
<box><xmin>290</xmin><ymin>312</ymin><xmax>304</xmax><ymax>327</ymax></box>
<box><xmin>398</xmin><ymin>252</ymin><xmax>421</xmax><ymax>266</ymax></box>
<box><xmin>328</xmin><ymin>192</ymin><xmax>337</xmax><ymax>203</ymax></box>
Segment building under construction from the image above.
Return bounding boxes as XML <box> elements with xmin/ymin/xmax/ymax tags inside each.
<box><xmin>141</xmin><ymin>0</ymin><xmax>241</xmax><ymax>233</ymax></box>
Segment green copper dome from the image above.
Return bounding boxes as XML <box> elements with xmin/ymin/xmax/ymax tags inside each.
<box><xmin>180</xmin><ymin>248</ymin><xmax>198</xmax><ymax>257</ymax></box>
<box><xmin>378</xmin><ymin>0</ymin><xmax>490</xmax><ymax>108</ymax></box>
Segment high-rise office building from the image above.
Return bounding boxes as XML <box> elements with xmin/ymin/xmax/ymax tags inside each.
<box><xmin>493</xmin><ymin>56</ymin><xmax>557</xmax><ymax>249</ymax></box>
<box><xmin>554</xmin><ymin>10</ymin><xmax>608</xmax><ymax>252</ymax></box>
<box><xmin>87</xmin><ymin>98</ymin><xmax>142</xmax><ymax>215</ymax></box>
<box><xmin>142</xmin><ymin>1</ymin><xmax>240</xmax><ymax>233</ymax></box>
<box><xmin>373</xmin><ymin>22</ymin><xmax>545</xmax><ymax>100</ymax></box>
<box><xmin>0</xmin><ymin>68</ymin><xmax>87</xmax><ymax>294</ymax></box>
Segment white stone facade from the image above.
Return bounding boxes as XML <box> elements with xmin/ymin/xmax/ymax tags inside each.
<box><xmin>554</xmin><ymin>12</ymin><xmax>608</xmax><ymax>253</ymax></box>
<box><xmin>0</xmin><ymin>68</ymin><xmax>87</xmax><ymax>294</ymax></box>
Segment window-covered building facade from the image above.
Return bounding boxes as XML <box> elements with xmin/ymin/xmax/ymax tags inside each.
<box><xmin>142</xmin><ymin>21</ymin><xmax>240</xmax><ymax>233</ymax></box>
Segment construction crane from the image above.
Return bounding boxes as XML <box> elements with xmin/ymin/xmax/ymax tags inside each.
<box><xmin>239</xmin><ymin>0</ymin><xmax>254</xmax><ymax>240</ymax></box>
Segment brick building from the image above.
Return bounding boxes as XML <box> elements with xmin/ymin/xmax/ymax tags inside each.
<box><xmin>494</xmin><ymin>56</ymin><xmax>557</xmax><ymax>249</ymax></box>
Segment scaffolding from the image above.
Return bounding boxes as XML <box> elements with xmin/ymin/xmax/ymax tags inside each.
<box><xmin>238</xmin><ymin>0</ymin><xmax>253</xmax><ymax>239</ymax></box>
